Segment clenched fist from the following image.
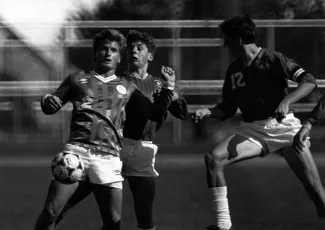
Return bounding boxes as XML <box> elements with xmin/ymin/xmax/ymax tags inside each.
<box><xmin>191</xmin><ymin>108</ymin><xmax>211</xmax><ymax>123</ymax></box>
<box><xmin>161</xmin><ymin>66</ymin><xmax>175</xmax><ymax>90</ymax></box>
<box><xmin>43</xmin><ymin>95</ymin><xmax>62</xmax><ymax>111</ymax></box>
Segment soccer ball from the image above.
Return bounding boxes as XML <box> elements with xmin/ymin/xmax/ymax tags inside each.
<box><xmin>51</xmin><ymin>151</ymin><xmax>84</xmax><ymax>184</ymax></box>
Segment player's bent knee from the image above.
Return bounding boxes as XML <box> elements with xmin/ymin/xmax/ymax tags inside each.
<box><xmin>105</xmin><ymin>211</ymin><xmax>121</xmax><ymax>225</ymax></box>
<box><xmin>41</xmin><ymin>207</ymin><xmax>61</xmax><ymax>223</ymax></box>
<box><xmin>205</xmin><ymin>151</ymin><xmax>224</xmax><ymax>169</ymax></box>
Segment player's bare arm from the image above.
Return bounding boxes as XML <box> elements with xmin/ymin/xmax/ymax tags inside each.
<box><xmin>275</xmin><ymin>82</ymin><xmax>316</xmax><ymax>121</ymax></box>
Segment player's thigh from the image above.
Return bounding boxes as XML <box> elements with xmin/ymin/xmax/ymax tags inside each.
<box><xmin>127</xmin><ymin>176</ymin><xmax>156</xmax><ymax>227</ymax></box>
<box><xmin>42</xmin><ymin>179</ymin><xmax>80</xmax><ymax>215</ymax></box>
<box><xmin>55</xmin><ymin>181</ymin><xmax>94</xmax><ymax>225</ymax></box>
<box><xmin>208</xmin><ymin>134</ymin><xmax>263</xmax><ymax>167</ymax></box>
<box><xmin>64</xmin><ymin>181</ymin><xmax>94</xmax><ymax>210</ymax></box>
<box><xmin>128</xmin><ymin>176</ymin><xmax>156</xmax><ymax>204</ymax></box>
<box><xmin>93</xmin><ymin>185</ymin><xmax>122</xmax><ymax>220</ymax></box>
<box><xmin>280</xmin><ymin>142</ymin><xmax>319</xmax><ymax>173</ymax></box>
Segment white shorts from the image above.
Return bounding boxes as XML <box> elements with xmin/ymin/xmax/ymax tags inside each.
<box><xmin>236</xmin><ymin>113</ymin><xmax>305</xmax><ymax>155</ymax></box>
<box><xmin>62</xmin><ymin>144</ymin><xmax>123</xmax><ymax>189</ymax></box>
<box><xmin>120</xmin><ymin>138</ymin><xmax>159</xmax><ymax>177</ymax></box>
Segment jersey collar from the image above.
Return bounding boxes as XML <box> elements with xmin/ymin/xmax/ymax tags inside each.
<box><xmin>247</xmin><ymin>47</ymin><xmax>263</xmax><ymax>66</ymax></box>
<box><xmin>91</xmin><ymin>71</ymin><xmax>117</xmax><ymax>83</ymax></box>
<box><xmin>130</xmin><ymin>72</ymin><xmax>149</xmax><ymax>80</ymax></box>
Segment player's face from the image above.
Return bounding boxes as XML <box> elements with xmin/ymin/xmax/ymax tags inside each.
<box><xmin>94</xmin><ymin>40</ymin><xmax>121</xmax><ymax>71</ymax></box>
<box><xmin>222</xmin><ymin>34</ymin><xmax>241</xmax><ymax>56</ymax></box>
<box><xmin>127</xmin><ymin>41</ymin><xmax>153</xmax><ymax>69</ymax></box>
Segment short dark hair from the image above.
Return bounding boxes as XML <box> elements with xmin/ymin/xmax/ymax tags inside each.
<box><xmin>92</xmin><ymin>29</ymin><xmax>126</xmax><ymax>54</ymax></box>
<box><xmin>219</xmin><ymin>15</ymin><xmax>257</xmax><ymax>44</ymax></box>
<box><xmin>126</xmin><ymin>30</ymin><xmax>156</xmax><ymax>55</ymax></box>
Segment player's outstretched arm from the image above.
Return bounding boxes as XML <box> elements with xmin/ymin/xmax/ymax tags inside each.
<box><xmin>192</xmin><ymin>73</ymin><xmax>237</xmax><ymax>123</ymax></box>
<box><xmin>191</xmin><ymin>106</ymin><xmax>227</xmax><ymax>123</ymax></box>
<box><xmin>41</xmin><ymin>75</ymin><xmax>73</xmax><ymax>115</ymax></box>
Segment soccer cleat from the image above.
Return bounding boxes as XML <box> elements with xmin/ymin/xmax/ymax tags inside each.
<box><xmin>206</xmin><ymin>225</ymin><xmax>234</xmax><ymax>230</ymax></box>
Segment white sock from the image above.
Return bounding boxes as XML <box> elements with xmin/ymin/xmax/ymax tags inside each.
<box><xmin>212</xmin><ymin>186</ymin><xmax>232</xmax><ymax>230</ymax></box>
<box><xmin>137</xmin><ymin>227</ymin><xmax>155</xmax><ymax>230</ymax></box>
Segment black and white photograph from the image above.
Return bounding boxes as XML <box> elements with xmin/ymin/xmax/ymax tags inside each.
<box><xmin>1</xmin><ymin>0</ymin><xmax>325</xmax><ymax>229</ymax></box>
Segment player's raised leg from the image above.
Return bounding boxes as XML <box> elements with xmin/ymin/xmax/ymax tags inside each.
<box><xmin>281</xmin><ymin>145</ymin><xmax>325</xmax><ymax>217</ymax></box>
<box><xmin>34</xmin><ymin>179</ymin><xmax>81</xmax><ymax>230</ymax></box>
<box><xmin>205</xmin><ymin>134</ymin><xmax>263</xmax><ymax>230</ymax></box>
<box><xmin>93</xmin><ymin>185</ymin><xmax>122</xmax><ymax>230</ymax></box>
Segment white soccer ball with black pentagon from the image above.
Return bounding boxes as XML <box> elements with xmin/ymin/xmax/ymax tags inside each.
<box><xmin>51</xmin><ymin>151</ymin><xmax>84</xmax><ymax>184</ymax></box>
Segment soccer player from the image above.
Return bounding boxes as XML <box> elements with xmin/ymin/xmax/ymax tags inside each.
<box><xmin>192</xmin><ymin>15</ymin><xmax>325</xmax><ymax>230</ymax></box>
<box><xmin>120</xmin><ymin>30</ymin><xmax>188</xmax><ymax>230</ymax></box>
<box><xmin>34</xmin><ymin>29</ymin><xmax>175</xmax><ymax>230</ymax></box>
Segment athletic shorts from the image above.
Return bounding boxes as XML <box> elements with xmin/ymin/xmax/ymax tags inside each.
<box><xmin>61</xmin><ymin>144</ymin><xmax>123</xmax><ymax>189</ymax></box>
<box><xmin>236</xmin><ymin>113</ymin><xmax>307</xmax><ymax>155</ymax></box>
<box><xmin>120</xmin><ymin>138</ymin><xmax>159</xmax><ymax>177</ymax></box>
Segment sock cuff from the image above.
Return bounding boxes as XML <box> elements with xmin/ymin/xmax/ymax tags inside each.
<box><xmin>211</xmin><ymin>186</ymin><xmax>227</xmax><ymax>196</ymax></box>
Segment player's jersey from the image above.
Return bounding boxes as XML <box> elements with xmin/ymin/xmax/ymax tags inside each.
<box><xmin>217</xmin><ymin>48</ymin><xmax>317</xmax><ymax>122</ymax></box>
<box><xmin>41</xmin><ymin>71</ymin><xmax>137</xmax><ymax>156</ymax></box>
<box><xmin>122</xmin><ymin>72</ymin><xmax>188</xmax><ymax>141</ymax></box>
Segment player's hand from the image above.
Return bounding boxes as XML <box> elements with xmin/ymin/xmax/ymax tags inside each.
<box><xmin>161</xmin><ymin>66</ymin><xmax>175</xmax><ymax>85</ymax></box>
<box><xmin>292</xmin><ymin>125</ymin><xmax>311</xmax><ymax>153</ymax></box>
<box><xmin>275</xmin><ymin>101</ymin><xmax>289</xmax><ymax>122</ymax></box>
<box><xmin>191</xmin><ymin>108</ymin><xmax>211</xmax><ymax>123</ymax></box>
<box><xmin>44</xmin><ymin>95</ymin><xmax>62</xmax><ymax>111</ymax></box>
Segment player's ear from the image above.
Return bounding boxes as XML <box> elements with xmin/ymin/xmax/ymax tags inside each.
<box><xmin>148</xmin><ymin>52</ymin><xmax>154</xmax><ymax>62</ymax></box>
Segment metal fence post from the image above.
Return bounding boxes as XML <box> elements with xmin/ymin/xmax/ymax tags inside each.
<box><xmin>171</xmin><ymin>25</ymin><xmax>182</xmax><ymax>145</ymax></box>
<box><xmin>60</xmin><ymin>24</ymin><xmax>69</xmax><ymax>144</ymax></box>
<box><xmin>267</xmin><ymin>26</ymin><xmax>275</xmax><ymax>50</ymax></box>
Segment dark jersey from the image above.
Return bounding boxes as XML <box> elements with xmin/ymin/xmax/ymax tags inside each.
<box><xmin>122</xmin><ymin>72</ymin><xmax>188</xmax><ymax>141</ymax></box>
<box><xmin>217</xmin><ymin>48</ymin><xmax>317</xmax><ymax>122</ymax></box>
<box><xmin>41</xmin><ymin>71</ymin><xmax>173</xmax><ymax>156</ymax></box>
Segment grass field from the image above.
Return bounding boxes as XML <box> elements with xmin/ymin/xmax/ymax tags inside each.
<box><xmin>2</xmin><ymin>151</ymin><xmax>325</xmax><ymax>230</ymax></box>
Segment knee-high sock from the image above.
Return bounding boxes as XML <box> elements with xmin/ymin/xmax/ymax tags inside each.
<box><xmin>212</xmin><ymin>186</ymin><xmax>232</xmax><ymax>230</ymax></box>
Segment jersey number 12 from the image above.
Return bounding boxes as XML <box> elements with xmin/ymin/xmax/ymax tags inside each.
<box><xmin>231</xmin><ymin>73</ymin><xmax>246</xmax><ymax>89</ymax></box>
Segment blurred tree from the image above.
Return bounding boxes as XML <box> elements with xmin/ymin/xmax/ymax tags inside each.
<box><xmin>64</xmin><ymin>0</ymin><xmax>185</xmax><ymax>73</ymax></box>
<box><xmin>68</xmin><ymin>0</ymin><xmax>185</xmax><ymax>38</ymax></box>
